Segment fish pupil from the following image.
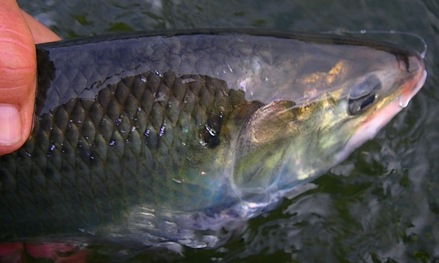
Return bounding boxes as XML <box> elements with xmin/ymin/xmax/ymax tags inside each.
<box><xmin>360</xmin><ymin>93</ymin><xmax>376</xmax><ymax>110</ymax></box>
<box><xmin>348</xmin><ymin>93</ymin><xmax>377</xmax><ymax>115</ymax></box>
<box><xmin>348</xmin><ymin>75</ymin><xmax>381</xmax><ymax>115</ymax></box>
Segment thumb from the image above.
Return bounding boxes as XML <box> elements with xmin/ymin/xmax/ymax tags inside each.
<box><xmin>0</xmin><ymin>1</ymin><xmax>37</xmax><ymax>155</ymax></box>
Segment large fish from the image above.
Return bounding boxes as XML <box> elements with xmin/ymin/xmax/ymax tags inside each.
<box><xmin>0</xmin><ymin>29</ymin><xmax>426</xmax><ymax>254</ymax></box>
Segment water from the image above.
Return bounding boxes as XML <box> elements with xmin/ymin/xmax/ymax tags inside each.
<box><xmin>17</xmin><ymin>0</ymin><xmax>439</xmax><ymax>262</ymax></box>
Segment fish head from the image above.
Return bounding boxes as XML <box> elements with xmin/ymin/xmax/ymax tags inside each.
<box><xmin>327</xmin><ymin>50</ymin><xmax>426</xmax><ymax>164</ymax></box>
<box><xmin>232</xmin><ymin>40</ymin><xmax>427</xmax><ymax>204</ymax></box>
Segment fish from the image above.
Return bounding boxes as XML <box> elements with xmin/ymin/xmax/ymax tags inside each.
<box><xmin>0</xmin><ymin>29</ymin><xmax>427</xmax><ymax>256</ymax></box>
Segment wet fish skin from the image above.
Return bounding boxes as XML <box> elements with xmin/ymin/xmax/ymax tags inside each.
<box><xmin>0</xmin><ymin>70</ymin><xmax>250</xmax><ymax>240</ymax></box>
<box><xmin>0</xmin><ymin>30</ymin><xmax>426</xmax><ymax>248</ymax></box>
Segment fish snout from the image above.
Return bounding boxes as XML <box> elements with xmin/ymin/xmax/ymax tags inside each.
<box><xmin>397</xmin><ymin>53</ymin><xmax>426</xmax><ymax>108</ymax></box>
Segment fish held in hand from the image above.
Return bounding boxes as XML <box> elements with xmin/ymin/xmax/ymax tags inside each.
<box><xmin>0</xmin><ymin>30</ymin><xmax>427</xmax><ymax>250</ymax></box>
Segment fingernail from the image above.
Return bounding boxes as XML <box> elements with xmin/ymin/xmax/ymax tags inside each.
<box><xmin>0</xmin><ymin>104</ymin><xmax>22</xmax><ymax>146</ymax></box>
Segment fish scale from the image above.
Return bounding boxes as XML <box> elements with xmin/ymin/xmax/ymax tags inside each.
<box><xmin>0</xmin><ymin>68</ymin><xmax>250</xmax><ymax>239</ymax></box>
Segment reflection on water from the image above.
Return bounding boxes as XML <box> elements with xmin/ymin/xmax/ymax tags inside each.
<box><xmin>17</xmin><ymin>0</ymin><xmax>439</xmax><ymax>262</ymax></box>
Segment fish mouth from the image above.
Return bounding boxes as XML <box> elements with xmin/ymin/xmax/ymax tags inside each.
<box><xmin>398</xmin><ymin>56</ymin><xmax>427</xmax><ymax>108</ymax></box>
<box><xmin>334</xmin><ymin>55</ymin><xmax>427</xmax><ymax>163</ymax></box>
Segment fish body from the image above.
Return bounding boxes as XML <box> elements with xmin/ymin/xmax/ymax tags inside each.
<box><xmin>0</xmin><ymin>30</ymin><xmax>426</xmax><ymax>248</ymax></box>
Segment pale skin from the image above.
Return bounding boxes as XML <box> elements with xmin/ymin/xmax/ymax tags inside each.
<box><xmin>0</xmin><ymin>0</ymin><xmax>60</xmax><ymax>155</ymax></box>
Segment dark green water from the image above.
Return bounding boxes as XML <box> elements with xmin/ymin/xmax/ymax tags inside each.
<box><xmin>17</xmin><ymin>0</ymin><xmax>439</xmax><ymax>262</ymax></box>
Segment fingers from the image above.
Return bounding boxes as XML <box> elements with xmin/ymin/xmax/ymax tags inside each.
<box><xmin>0</xmin><ymin>2</ymin><xmax>60</xmax><ymax>155</ymax></box>
<box><xmin>21</xmin><ymin>11</ymin><xmax>60</xmax><ymax>44</ymax></box>
<box><xmin>0</xmin><ymin>0</ymin><xmax>59</xmax><ymax>155</ymax></box>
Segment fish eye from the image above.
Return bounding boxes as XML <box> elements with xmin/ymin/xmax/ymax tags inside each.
<box><xmin>348</xmin><ymin>75</ymin><xmax>382</xmax><ymax>115</ymax></box>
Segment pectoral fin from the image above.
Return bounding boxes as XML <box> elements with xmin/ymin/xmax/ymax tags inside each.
<box><xmin>233</xmin><ymin>100</ymin><xmax>297</xmax><ymax>198</ymax></box>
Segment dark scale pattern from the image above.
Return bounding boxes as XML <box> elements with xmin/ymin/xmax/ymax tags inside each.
<box><xmin>0</xmin><ymin>70</ymin><xmax>249</xmax><ymax>240</ymax></box>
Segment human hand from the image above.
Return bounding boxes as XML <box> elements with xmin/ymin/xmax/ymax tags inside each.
<box><xmin>0</xmin><ymin>0</ymin><xmax>60</xmax><ymax>155</ymax></box>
